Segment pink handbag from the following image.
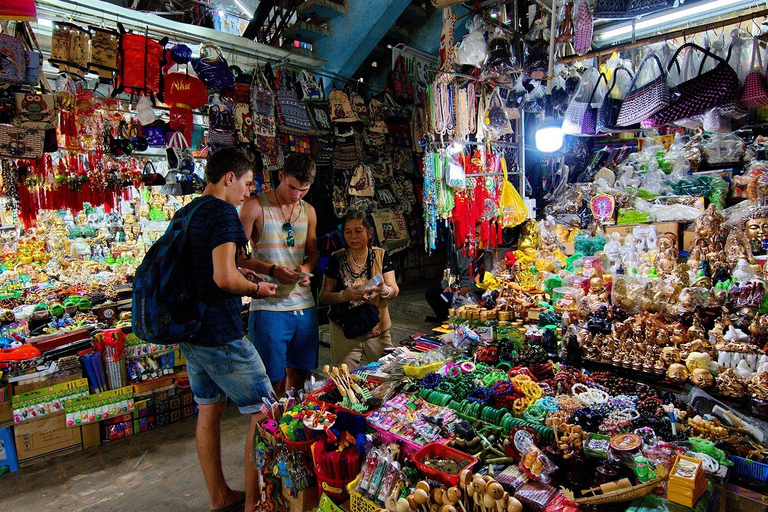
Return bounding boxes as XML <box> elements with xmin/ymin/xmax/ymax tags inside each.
<box><xmin>573</xmin><ymin>0</ymin><xmax>593</xmax><ymax>56</ymax></box>
<box><xmin>741</xmin><ymin>39</ymin><xmax>768</xmax><ymax>108</ymax></box>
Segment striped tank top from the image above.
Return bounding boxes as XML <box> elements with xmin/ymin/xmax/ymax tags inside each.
<box><xmin>250</xmin><ymin>192</ymin><xmax>315</xmax><ymax>312</ymax></box>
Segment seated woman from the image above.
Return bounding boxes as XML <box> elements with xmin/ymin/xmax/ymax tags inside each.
<box><xmin>320</xmin><ymin>210</ymin><xmax>399</xmax><ymax>369</ymax></box>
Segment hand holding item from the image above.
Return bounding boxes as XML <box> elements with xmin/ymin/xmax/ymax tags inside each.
<box><xmin>273</xmin><ymin>265</ymin><xmax>299</xmax><ymax>284</ymax></box>
<box><xmin>252</xmin><ymin>282</ymin><xmax>277</xmax><ymax>299</ymax></box>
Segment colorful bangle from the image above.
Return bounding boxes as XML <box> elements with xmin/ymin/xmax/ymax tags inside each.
<box><xmin>419</xmin><ymin>372</ymin><xmax>442</xmax><ymax>389</ymax></box>
<box><xmin>491</xmin><ymin>381</ymin><xmax>514</xmax><ymax>397</ymax></box>
<box><xmin>523</xmin><ymin>404</ymin><xmax>547</xmax><ymax>423</ymax></box>
<box><xmin>460</xmin><ymin>362</ymin><xmax>475</xmax><ymax>373</ymax></box>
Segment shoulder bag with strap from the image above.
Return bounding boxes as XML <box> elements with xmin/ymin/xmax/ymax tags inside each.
<box><xmin>615</xmin><ymin>53</ymin><xmax>672</xmax><ymax>127</ymax></box>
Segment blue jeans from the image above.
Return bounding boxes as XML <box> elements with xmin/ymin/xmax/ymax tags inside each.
<box><xmin>179</xmin><ymin>337</ymin><xmax>273</xmax><ymax>414</ymax></box>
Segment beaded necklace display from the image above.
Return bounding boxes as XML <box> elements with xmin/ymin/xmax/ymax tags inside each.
<box><xmin>454</xmin><ymin>85</ymin><xmax>468</xmax><ymax>140</ymax></box>
<box><xmin>467</xmin><ymin>82</ymin><xmax>477</xmax><ymax>135</ymax></box>
<box><xmin>430</xmin><ymin>83</ymin><xmax>445</xmax><ymax>135</ymax></box>
<box><xmin>442</xmin><ymin>83</ymin><xmax>455</xmax><ymax>134</ymax></box>
<box><xmin>423</xmin><ymin>150</ymin><xmax>438</xmax><ymax>251</ymax></box>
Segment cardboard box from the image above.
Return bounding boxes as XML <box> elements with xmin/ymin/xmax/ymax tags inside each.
<box><xmin>13</xmin><ymin>372</ymin><xmax>83</xmax><ymax>395</ymax></box>
<box><xmin>282</xmin><ymin>484</ymin><xmax>319</xmax><ymax>511</ymax></box>
<box><xmin>604</xmin><ymin>222</ymin><xmax>683</xmax><ymax>250</ymax></box>
<box><xmin>81</xmin><ymin>422</ymin><xmax>100</xmax><ymax>449</ymax></box>
<box><xmin>14</xmin><ymin>412</ymin><xmax>82</xmax><ymax>465</ymax></box>
<box><xmin>683</xmin><ymin>229</ymin><xmax>695</xmax><ymax>253</ymax></box>
<box><xmin>0</xmin><ymin>384</ymin><xmax>13</xmax><ymax>427</ymax></box>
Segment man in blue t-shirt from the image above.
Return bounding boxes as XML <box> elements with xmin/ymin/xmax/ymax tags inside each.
<box><xmin>176</xmin><ymin>147</ymin><xmax>276</xmax><ymax>512</ymax></box>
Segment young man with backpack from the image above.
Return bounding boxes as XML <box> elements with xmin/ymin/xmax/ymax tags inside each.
<box><xmin>135</xmin><ymin>147</ymin><xmax>276</xmax><ymax>512</ymax></box>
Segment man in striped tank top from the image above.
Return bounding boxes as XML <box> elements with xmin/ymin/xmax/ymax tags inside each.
<box><xmin>239</xmin><ymin>154</ymin><xmax>319</xmax><ymax>395</ymax></box>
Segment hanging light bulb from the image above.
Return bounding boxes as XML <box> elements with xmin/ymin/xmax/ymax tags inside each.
<box><xmin>535</xmin><ymin>115</ymin><xmax>563</xmax><ymax>153</ymax></box>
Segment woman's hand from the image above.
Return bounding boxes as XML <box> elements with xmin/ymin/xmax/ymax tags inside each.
<box><xmin>343</xmin><ymin>285</ymin><xmax>370</xmax><ymax>302</ymax></box>
<box><xmin>239</xmin><ymin>268</ymin><xmax>264</xmax><ymax>283</ymax></box>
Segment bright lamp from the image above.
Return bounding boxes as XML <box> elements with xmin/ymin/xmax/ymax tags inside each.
<box><xmin>535</xmin><ymin>116</ymin><xmax>564</xmax><ymax>153</ymax></box>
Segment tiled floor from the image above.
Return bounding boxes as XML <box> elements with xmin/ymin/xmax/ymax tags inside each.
<box><xmin>0</xmin><ymin>285</ymin><xmax>438</xmax><ymax>511</ymax></box>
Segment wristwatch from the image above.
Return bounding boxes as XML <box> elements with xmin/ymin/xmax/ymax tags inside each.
<box><xmin>269</xmin><ymin>264</ymin><xmax>277</xmax><ymax>277</ymax></box>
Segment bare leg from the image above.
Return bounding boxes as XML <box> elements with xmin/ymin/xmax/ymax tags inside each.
<box><xmin>196</xmin><ymin>402</ymin><xmax>241</xmax><ymax>510</ymax></box>
<box><xmin>285</xmin><ymin>368</ymin><xmax>309</xmax><ymax>395</ymax></box>
<box><xmin>271</xmin><ymin>377</ymin><xmax>286</xmax><ymax>397</ymax></box>
<box><xmin>244</xmin><ymin>413</ymin><xmax>260</xmax><ymax>512</ymax></box>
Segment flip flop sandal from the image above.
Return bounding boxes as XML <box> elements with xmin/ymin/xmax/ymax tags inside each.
<box><xmin>210</xmin><ymin>490</ymin><xmax>245</xmax><ymax>512</ymax></box>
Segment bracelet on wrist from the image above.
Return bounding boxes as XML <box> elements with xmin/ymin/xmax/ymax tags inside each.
<box><xmin>255</xmin><ymin>282</ymin><xmax>260</xmax><ymax>296</ymax></box>
<box><xmin>340</xmin><ymin>290</ymin><xmax>346</xmax><ymax>302</ymax></box>
<box><xmin>269</xmin><ymin>264</ymin><xmax>276</xmax><ymax>277</ymax></box>
<box><xmin>381</xmin><ymin>286</ymin><xmax>392</xmax><ymax>299</ymax></box>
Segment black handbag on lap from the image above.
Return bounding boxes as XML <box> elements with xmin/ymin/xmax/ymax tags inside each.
<box><xmin>328</xmin><ymin>302</ymin><xmax>380</xmax><ymax>339</ymax></box>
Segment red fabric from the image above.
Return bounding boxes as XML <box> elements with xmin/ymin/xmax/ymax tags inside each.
<box><xmin>117</xmin><ymin>33</ymin><xmax>165</xmax><ymax>96</ymax></box>
<box><xmin>0</xmin><ymin>0</ymin><xmax>36</xmax><ymax>20</ymax></box>
<box><xmin>163</xmin><ymin>73</ymin><xmax>208</xmax><ymax>108</ymax></box>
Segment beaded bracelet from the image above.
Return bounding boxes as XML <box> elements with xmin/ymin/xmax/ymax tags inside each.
<box><xmin>446</xmin><ymin>365</ymin><xmax>462</xmax><ymax>379</ymax></box>
<box><xmin>523</xmin><ymin>404</ymin><xmax>547</xmax><ymax>423</ymax></box>
<box><xmin>512</xmin><ymin>397</ymin><xmax>527</xmax><ymax>415</ymax></box>
<box><xmin>535</xmin><ymin>397</ymin><xmax>559</xmax><ymax>412</ymax></box>
<box><xmin>491</xmin><ymin>381</ymin><xmax>514</xmax><ymax>397</ymax></box>
<box><xmin>460</xmin><ymin>361</ymin><xmax>476</xmax><ymax>373</ymax></box>
<box><xmin>467</xmin><ymin>387</ymin><xmax>491</xmax><ymax>404</ymax></box>
<box><xmin>419</xmin><ymin>372</ymin><xmax>442</xmax><ymax>389</ymax></box>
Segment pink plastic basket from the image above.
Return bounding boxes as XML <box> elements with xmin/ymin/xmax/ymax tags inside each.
<box><xmin>371</xmin><ymin>424</ymin><xmax>451</xmax><ymax>457</ymax></box>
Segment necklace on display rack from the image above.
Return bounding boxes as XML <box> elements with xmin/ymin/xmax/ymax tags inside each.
<box><xmin>275</xmin><ymin>191</ymin><xmax>297</xmax><ymax>247</ymax></box>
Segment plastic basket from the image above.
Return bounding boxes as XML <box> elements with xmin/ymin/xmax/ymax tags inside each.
<box><xmin>274</xmin><ymin>432</ymin><xmax>315</xmax><ymax>457</ymax></box>
<box><xmin>347</xmin><ymin>476</ymin><xmax>379</xmax><ymax>512</ymax></box>
<box><xmin>411</xmin><ymin>442</ymin><xmax>478</xmax><ymax>486</ymax></box>
<box><xmin>403</xmin><ymin>360</ymin><xmax>446</xmax><ymax>380</ymax></box>
<box><xmin>728</xmin><ymin>455</ymin><xmax>768</xmax><ymax>483</ymax></box>
<box><xmin>371</xmin><ymin>424</ymin><xmax>450</xmax><ymax>457</ymax></box>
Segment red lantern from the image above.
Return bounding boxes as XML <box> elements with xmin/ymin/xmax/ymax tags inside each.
<box><xmin>163</xmin><ymin>72</ymin><xmax>208</xmax><ymax>139</ymax></box>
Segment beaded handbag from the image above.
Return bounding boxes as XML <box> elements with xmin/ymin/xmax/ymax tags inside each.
<box><xmin>643</xmin><ymin>43</ymin><xmax>739</xmax><ymax>128</ymax></box>
<box><xmin>616</xmin><ymin>53</ymin><xmax>671</xmax><ymax>127</ymax></box>
<box><xmin>741</xmin><ymin>39</ymin><xmax>768</xmax><ymax>108</ymax></box>
<box><xmin>596</xmin><ymin>67</ymin><xmax>634</xmax><ymax>133</ymax></box>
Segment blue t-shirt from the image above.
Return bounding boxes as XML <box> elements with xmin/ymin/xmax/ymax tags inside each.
<box><xmin>182</xmin><ymin>196</ymin><xmax>248</xmax><ymax>347</ymax></box>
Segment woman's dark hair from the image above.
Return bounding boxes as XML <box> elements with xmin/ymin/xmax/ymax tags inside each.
<box><xmin>342</xmin><ymin>210</ymin><xmax>373</xmax><ymax>231</ymax></box>
<box><xmin>282</xmin><ymin>153</ymin><xmax>316</xmax><ymax>184</ymax></box>
<box><xmin>205</xmin><ymin>147</ymin><xmax>254</xmax><ymax>184</ymax></box>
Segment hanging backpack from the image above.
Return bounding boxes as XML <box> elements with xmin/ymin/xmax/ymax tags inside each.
<box><xmin>275</xmin><ymin>68</ymin><xmax>312</xmax><ymax>133</ymax></box>
<box><xmin>298</xmin><ymin>70</ymin><xmax>323</xmax><ymax>101</ymax></box>
<box><xmin>132</xmin><ymin>196</ymin><xmax>217</xmax><ymax>344</ymax></box>
<box><xmin>250</xmin><ymin>66</ymin><xmax>277</xmax><ymax>138</ymax></box>
<box><xmin>112</xmin><ymin>23</ymin><xmax>167</xmax><ymax>99</ymax></box>
<box><xmin>329</xmin><ymin>88</ymin><xmax>358</xmax><ymax>122</ymax></box>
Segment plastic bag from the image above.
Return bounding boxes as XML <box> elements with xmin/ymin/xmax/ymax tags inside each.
<box><xmin>522</xmin><ymin>80</ymin><xmax>546</xmax><ymax>113</ymax></box>
<box><xmin>456</xmin><ymin>16</ymin><xmax>487</xmax><ymax>68</ymax></box>
<box><xmin>500</xmin><ymin>157</ymin><xmax>528</xmax><ymax>227</ymax></box>
<box><xmin>483</xmin><ymin>28</ymin><xmax>516</xmax><ymax>80</ymax></box>
<box><xmin>509</xmin><ymin>75</ymin><xmax>528</xmax><ymax>108</ymax></box>
<box><xmin>136</xmin><ymin>95</ymin><xmax>156</xmax><ymax>125</ymax></box>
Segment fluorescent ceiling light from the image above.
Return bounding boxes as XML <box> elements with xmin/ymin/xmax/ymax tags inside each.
<box><xmin>596</xmin><ymin>0</ymin><xmax>753</xmax><ymax>42</ymax></box>
<box><xmin>36</xmin><ymin>17</ymin><xmax>52</xmax><ymax>27</ymax></box>
<box><xmin>233</xmin><ymin>0</ymin><xmax>253</xmax><ymax>18</ymax></box>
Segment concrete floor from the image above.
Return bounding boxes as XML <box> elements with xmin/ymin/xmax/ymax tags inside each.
<box><xmin>0</xmin><ymin>285</ymin><xmax>437</xmax><ymax>512</ymax></box>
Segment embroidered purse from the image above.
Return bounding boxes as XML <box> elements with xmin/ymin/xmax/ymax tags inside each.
<box><xmin>250</xmin><ymin>67</ymin><xmax>276</xmax><ymax>138</ymax></box>
<box><xmin>298</xmin><ymin>70</ymin><xmax>322</xmax><ymax>101</ymax></box>
<box><xmin>275</xmin><ymin>68</ymin><xmax>312</xmax><ymax>133</ymax></box>
<box><xmin>0</xmin><ymin>125</ymin><xmax>43</xmax><ymax>159</ymax></box>
<box><xmin>0</xmin><ymin>28</ymin><xmax>25</xmax><ymax>85</ymax></box>
<box><xmin>329</xmin><ymin>89</ymin><xmax>358</xmax><ymax>123</ymax></box>
<box><xmin>233</xmin><ymin>103</ymin><xmax>255</xmax><ymax>144</ymax></box>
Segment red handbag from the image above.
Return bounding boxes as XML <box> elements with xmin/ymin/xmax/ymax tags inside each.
<box><xmin>742</xmin><ymin>38</ymin><xmax>768</xmax><ymax>108</ymax></box>
<box><xmin>112</xmin><ymin>24</ymin><xmax>167</xmax><ymax>99</ymax></box>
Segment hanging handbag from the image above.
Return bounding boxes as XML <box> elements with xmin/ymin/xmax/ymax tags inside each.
<box><xmin>88</xmin><ymin>26</ymin><xmax>119</xmax><ymax>82</ymax></box>
<box><xmin>191</xmin><ymin>44</ymin><xmax>235</xmax><ymax>90</ymax></box>
<box><xmin>275</xmin><ymin>68</ymin><xmax>312</xmax><ymax>133</ymax></box>
<box><xmin>0</xmin><ymin>28</ymin><xmax>25</xmax><ymax>85</ymax></box>
<box><xmin>298</xmin><ymin>70</ymin><xmax>322</xmax><ymax>101</ymax></box>
<box><xmin>573</xmin><ymin>0</ymin><xmax>593</xmax><ymax>56</ymax></box>
<box><xmin>113</xmin><ymin>24</ymin><xmax>167</xmax><ymax>99</ymax></box>
<box><xmin>349</xmin><ymin>163</ymin><xmax>374</xmax><ymax>196</ymax></box>
<box><xmin>166</xmin><ymin>131</ymin><xmax>195</xmax><ymax>173</ymax></box>
<box><xmin>563</xmin><ymin>72</ymin><xmax>606</xmax><ymax>135</ymax></box>
<box><xmin>0</xmin><ymin>125</ymin><xmax>43</xmax><ymax>159</ymax></box>
<box><xmin>580</xmin><ymin>74</ymin><xmax>608</xmax><ymax>135</ymax></box>
<box><xmin>142</xmin><ymin>160</ymin><xmax>166</xmax><ymax>186</ymax></box>
<box><xmin>306</xmin><ymin>102</ymin><xmax>331</xmax><ymax>133</ymax></box>
<box><xmin>233</xmin><ymin>103</ymin><xmax>255</xmax><ymax>144</ymax></box>
<box><xmin>386</xmin><ymin>55</ymin><xmax>413</xmax><ymax>101</ymax></box>
<box><xmin>250</xmin><ymin>67</ymin><xmax>277</xmax><ymax>138</ymax></box>
<box><xmin>13</xmin><ymin>70</ymin><xmax>57</xmax><ymax>130</ymax></box>
<box><xmin>0</xmin><ymin>88</ymin><xmax>14</xmax><ymax>123</ymax></box>
<box><xmin>49</xmin><ymin>21</ymin><xmax>90</xmax><ymax>79</ymax></box>
<box><xmin>643</xmin><ymin>43</ymin><xmax>740</xmax><ymax>128</ymax></box>
<box><xmin>368</xmin><ymin>97</ymin><xmax>389</xmax><ymax>134</ymax></box>
<box><xmin>128</xmin><ymin>122</ymin><xmax>148</xmax><ymax>151</ymax></box>
<box><xmin>143</xmin><ymin>122</ymin><xmax>167</xmax><ymax>146</ymax></box>
<box><xmin>616</xmin><ymin>53</ymin><xmax>672</xmax><ymax>127</ymax></box>
<box><xmin>349</xmin><ymin>90</ymin><xmax>371</xmax><ymax>124</ymax></box>
<box><xmin>597</xmin><ymin>67</ymin><xmax>634</xmax><ymax>133</ymax></box>
<box><xmin>329</xmin><ymin>88</ymin><xmax>358</xmax><ymax>122</ymax></box>
<box><xmin>741</xmin><ymin>39</ymin><xmax>768</xmax><ymax>108</ymax></box>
